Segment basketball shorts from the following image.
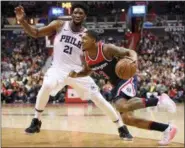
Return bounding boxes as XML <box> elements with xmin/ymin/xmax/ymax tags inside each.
<box><xmin>43</xmin><ymin>66</ymin><xmax>99</xmax><ymax>100</ymax></box>
<box><xmin>111</xmin><ymin>76</ymin><xmax>138</xmax><ymax>102</ymax></box>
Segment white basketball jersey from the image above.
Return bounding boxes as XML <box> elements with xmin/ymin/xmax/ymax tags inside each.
<box><xmin>52</xmin><ymin>21</ymin><xmax>86</xmax><ymax>72</ymax></box>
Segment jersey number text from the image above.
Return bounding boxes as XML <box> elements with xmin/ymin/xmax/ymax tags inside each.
<box><xmin>64</xmin><ymin>45</ymin><xmax>73</xmax><ymax>55</ymax></box>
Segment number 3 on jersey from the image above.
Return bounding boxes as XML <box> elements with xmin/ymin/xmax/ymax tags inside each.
<box><xmin>64</xmin><ymin>45</ymin><xmax>73</xmax><ymax>54</ymax></box>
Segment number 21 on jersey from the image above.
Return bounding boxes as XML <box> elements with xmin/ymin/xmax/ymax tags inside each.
<box><xmin>63</xmin><ymin>45</ymin><xmax>73</xmax><ymax>55</ymax></box>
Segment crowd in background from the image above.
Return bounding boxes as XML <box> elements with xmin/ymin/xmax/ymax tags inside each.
<box><xmin>2</xmin><ymin>1</ymin><xmax>184</xmax><ymax>17</ymax></box>
<box><xmin>2</xmin><ymin>1</ymin><xmax>185</xmax><ymax>27</ymax></box>
<box><xmin>1</xmin><ymin>29</ymin><xmax>185</xmax><ymax>104</ymax></box>
<box><xmin>1</xmin><ymin>1</ymin><xmax>185</xmax><ymax>104</ymax></box>
<box><xmin>1</xmin><ymin>31</ymin><xmax>48</xmax><ymax>104</ymax></box>
<box><xmin>135</xmin><ymin>31</ymin><xmax>184</xmax><ymax>102</ymax></box>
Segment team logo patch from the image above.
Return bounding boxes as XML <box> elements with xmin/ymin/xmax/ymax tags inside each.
<box><xmin>91</xmin><ymin>85</ymin><xmax>96</xmax><ymax>90</ymax></box>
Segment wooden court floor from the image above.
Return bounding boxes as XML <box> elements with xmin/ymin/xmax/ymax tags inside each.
<box><xmin>2</xmin><ymin>103</ymin><xmax>184</xmax><ymax>147</ymax></box>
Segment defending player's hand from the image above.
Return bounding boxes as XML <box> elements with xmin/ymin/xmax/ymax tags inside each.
<box><xmin>68</xmin><ymin>71</ymin><xmax>78</xmax><ymax>78</ymax></box>
<box><xmin>14</xmin><ymin>5</ymin><xmax>25</xmax><ymax>22</ymax></box>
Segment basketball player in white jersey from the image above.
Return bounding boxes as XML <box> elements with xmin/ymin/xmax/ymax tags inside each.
<box><xmin>14</xmin><ymin>3</ymin><xmax>133</xmax><ymax>140</ymax></box>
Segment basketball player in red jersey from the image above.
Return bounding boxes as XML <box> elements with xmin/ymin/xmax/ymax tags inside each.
<box><xmin>15</xmin><ymin>3</ymin><xmax>133</xmax><ymax>140</ymax></box>
<box><xmin>69</xmin><ymin>30</ymin><xmax>177</xmax><ymax>145</ymax></box>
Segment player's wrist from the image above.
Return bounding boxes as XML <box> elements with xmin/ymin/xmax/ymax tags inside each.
<box><xmin>74</xmin><ymin>72</ymin><xmax>78</xmax><ymax>78</ymax></box>
<box><xmin>124</xmin><ymin>56</ymin><xmax>137</xmax><ymax>62</ymax></box>
<box><xmin>19</xmin><ymin>15</ymin><xmax>26</xmax><ymax>24</ymax></box>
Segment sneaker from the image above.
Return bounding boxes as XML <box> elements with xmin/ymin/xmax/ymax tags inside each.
<box><xmin>157</xmin><ymin>93</ymin><xmax>176</xmax><ymax>113</ymax></box>
<box><xmin>118</xmin><ymin>125</ymin><xmax>133</xmax><ymax>141</ymax></box>
<box><xmin>159</xmin><ymin>124</ymin><xmax>177</xmax><ymax>145</ymax></box>
<box><xmin>25</xmin><ymin>118</ymin><xmax>42</xmax><ymax>134</ymax></box>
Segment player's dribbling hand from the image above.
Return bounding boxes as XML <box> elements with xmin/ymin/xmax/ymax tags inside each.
<box><xmin>68</xmin><ymin>71</ymin><xmax>78</xmax><ymax>78</ymax></box>
<box><xmin>124</xmin><ymin>56</ymin><xmax>137</xmax><ymax>64</ymax></box>
<box><xmin>14</xmin><ymin>5</ymin><xmax>25</xmax><ymax>22</ymax></box>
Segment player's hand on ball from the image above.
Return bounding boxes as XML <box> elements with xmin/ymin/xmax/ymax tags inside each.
<box><xmin>14</xmin><ymin>5</ymin><xmax>25</xmax><ymax>22</ymax></box>
<box><xmin>124</xmin><ymin>56</ymin><xmax>137</xmax><ymax>63</ymax></box>
<box><xmin>115</xmin><ymin>58</ymin><xmax>137</xmax><ymax>80</ymax></box>
<box><xmin>69</xmin><ymin>71</ymin><xmax>77</xmax><ymax>78</ymax></box>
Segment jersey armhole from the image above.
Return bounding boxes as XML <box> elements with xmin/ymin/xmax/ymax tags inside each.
<box><xmin>56</xmin><ymin>21</ymin><xmax>66</xmax><ymax>34</ymax></box>
<box><xmin>101</xmin><ymin>44</ymin><xmax>112</xmax><ymax>62</ymax></box>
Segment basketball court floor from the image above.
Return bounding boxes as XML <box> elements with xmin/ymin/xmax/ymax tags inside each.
<box><xmin>2</xmin><ymin>103</ymin><xmax>184</xmax><ymax>147</ymax></box>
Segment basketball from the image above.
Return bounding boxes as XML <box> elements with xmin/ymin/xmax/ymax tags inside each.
<box><xmin>115</xmin><ymin>58</ymin><xmax>137</xmax><ymax>80</ymax></box>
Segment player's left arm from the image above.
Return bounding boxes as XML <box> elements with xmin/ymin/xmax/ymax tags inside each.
<box><xmin>105</xmin><ymin>44</ymin><xmax>137</xmax><ymax>62</ymax></box>
<box><xmin>69</xmin><ymin>53</ymin><xmax>92</xmax><ymax>78</ymax></box>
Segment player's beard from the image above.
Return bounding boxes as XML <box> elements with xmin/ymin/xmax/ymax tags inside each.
<box><xmin>73</xmin><ymin>21</ymin><xmax>83</xmax><ymax>26</ymax></box>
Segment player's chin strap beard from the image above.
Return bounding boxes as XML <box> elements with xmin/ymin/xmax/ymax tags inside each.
<box><xmin>70</xmin><ymin>21</ymin><xmax>82</xmax><ymax>31</ymax></box>
<box><xmin>73</xmin><ymin>21</ymin><xmax>82</xmax><ymax>26</ymax></box>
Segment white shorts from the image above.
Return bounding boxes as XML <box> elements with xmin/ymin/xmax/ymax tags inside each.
<box><xmin>43</xmin><ymin>66</ymin><xmax>99</xmax><ymax>100</ymax></box>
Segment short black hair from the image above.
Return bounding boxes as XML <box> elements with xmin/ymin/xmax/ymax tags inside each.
<box><xmin>72</xmin><ymin>2</ymin><xmax>89</xmax><ymax>15</ymax></box>
<box><xmin>85</xmin><ymin>30</ymin><xmax>99</xmax><ymax>41</ymax></box>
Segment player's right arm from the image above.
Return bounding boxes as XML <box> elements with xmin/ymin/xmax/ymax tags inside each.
<box><xmin>14</xmin><ymin>6</ymin><xmax>64</xmax><ymax>38</ymax></box>
<box><xmin>104</xmin><ymin>44</ymin><xmax>137</xmax><ymax>62</ymax></box>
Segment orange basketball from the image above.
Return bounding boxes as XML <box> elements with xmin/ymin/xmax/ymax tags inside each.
<box><xmin>115</xmin><ymin>58</ymin><xmax>137</xmax><ymax>80</ymax></box>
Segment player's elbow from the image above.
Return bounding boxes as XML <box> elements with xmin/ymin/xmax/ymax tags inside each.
<box><xmin>32</xmin><ymin>28</ymin><xmax>40</xmax><ymax>38</ymax></box>
<box><xmin>130</xmin><ymin>49</ymin><xmax>137</xmax><ymax>55</ymax></box>
<box><xmin>25</xmin><ymin>30</ymin><xmax>38</xmax><ymax>39</ymax></box>
<box><xmin>129</xmin><ymin>50</ymin><xmax>137</xmax><ymax>61</ymax></box>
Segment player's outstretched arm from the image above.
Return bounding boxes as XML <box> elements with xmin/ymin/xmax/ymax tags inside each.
<box><xmin>104</xmin><ymin>44</ymin><xmax>137</xmax><ymax>62</ymax></box>
<box><xmin>14</xmin><ymin>6</ymin><xmax>63</xmax><ymax>38</ymax></box>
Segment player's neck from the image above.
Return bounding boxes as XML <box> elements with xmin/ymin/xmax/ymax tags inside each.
<box><xmin>70</xmin><ymin>21</ymin><xmax>83</xmax><ymax>32</ymax></box>
<box><xmin>87</xmin><ymin>44</ymin><xmax>98</xmax><ymax>59</ymax></box>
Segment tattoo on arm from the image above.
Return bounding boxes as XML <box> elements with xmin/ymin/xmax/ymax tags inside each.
<box><xmin>106</xmin><ymin>44</ymin><xmax>137</xmax><ymax>61</ymax></box>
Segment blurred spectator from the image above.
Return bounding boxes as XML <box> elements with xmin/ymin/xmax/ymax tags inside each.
<box><xmin>1</xmin><ymin>30</ymin><xmax>66</xmax><ymax>104</ymax></box>
<box><xmin>137</xmin><ymin>30</ymin><xmax>184</xmax><ymax>102</ymax></box>
<box><xmin>146</xmin><ymin>80</ymin><xmax>158</xmax><ymax>98</ymax></box>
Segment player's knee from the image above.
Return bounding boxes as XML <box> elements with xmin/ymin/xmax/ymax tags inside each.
<box><xmin>122</xmin><ymin>114</ymin><xmax>130</xmax><ymax>124</ymax></box>
<box><xmin>122</xmin><ymin>114</ymin><xmax>134</xmax><ymax>125</ymax></box>
<box><xmin>42</xmin><ymin>80</ymin><xmax>56</xmax><ymax>92</ymax></box>
<box><xmin>91</xmin><ymin>92</ymin><xmax>107</xmax><ymax>106</ymax></box>
<box><xmin>91</xmin><ymin>94</ymin><xmax>103</xmax><ymax>105</ymax></box>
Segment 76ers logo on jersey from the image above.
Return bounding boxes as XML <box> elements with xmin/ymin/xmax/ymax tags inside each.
<box><xmin>60</xmin><ymin>35</ymin><xmax>82</xmax><ymax>55</ymax></box>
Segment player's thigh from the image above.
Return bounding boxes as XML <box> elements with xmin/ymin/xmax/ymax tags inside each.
<box><xmin>66</xmin><ymin>76</ymin><xmax>99</xmax><ymax>100</ymax></box>
<box><xmin>113</xmin><ymin>96</ymin><xmax>131</xmax><ymax>113</ymax></box>
<box><xmin>43</xmin><ymin>68</ymin><xmax>58</xmax><ymax>90</ymax></box>
<box><xmin>43</xmin><ymin>67</ymin><xmax>67</xmax><ymax>96</ymax></box>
